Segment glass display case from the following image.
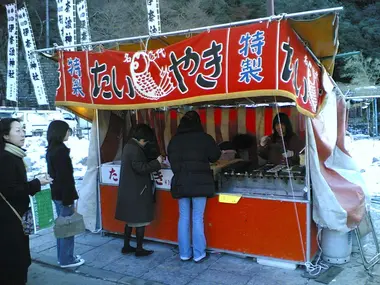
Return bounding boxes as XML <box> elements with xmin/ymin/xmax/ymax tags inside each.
<box><xmin>217</xmin><ymin>161</ymin><xmax>307</xmax><ymax>200</ymax></box>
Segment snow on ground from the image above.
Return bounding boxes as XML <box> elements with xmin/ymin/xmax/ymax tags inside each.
<box><xmin>347</xmin><ymin>137</ymin><xmax>380</xmax><ymax>197</ymax></box>
<box><xmin>25</xmin><ymin>135</ymin><xmax>90</xmax><ymax>181</ymax></box>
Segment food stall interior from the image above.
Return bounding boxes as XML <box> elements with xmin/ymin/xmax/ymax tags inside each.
<box><xmin>109</xmin><ymin>99</ymin><xmax>308</xmax><ymax>203</ymax></box>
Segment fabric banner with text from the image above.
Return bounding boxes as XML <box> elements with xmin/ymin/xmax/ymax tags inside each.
<box><xmin>56</xmin><ymin>0</ymin><xmax>76</xmax><ymax>51</ymax></box>
<box><xmin>18</xmin><ymin>7</ymin><xmax>48</xmax><ymax>105</ymax></box>
<box><xmin>77</xmin><ymin>0</ymin><xmax>92</xmax><ymax>51</ymax></box>
<box><xmin>146</xmin><ymin>0</ymin><xmax>161</xmax><ymax>35</ymax></box>
<box><xmin>6</xmin><ymin>4</ymin><xmax>18</xmax><ymax>102</ymax></box>
<box><xmin>56</xmin><ymin>20</ymin><xmax>325</xmax><ymax>117</ymax></box>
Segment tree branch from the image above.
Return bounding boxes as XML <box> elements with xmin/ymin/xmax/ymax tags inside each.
<box><xmin>33</xmin><ymin>7</ymin><xmax>43</xmax><ymax>42</ymax></box>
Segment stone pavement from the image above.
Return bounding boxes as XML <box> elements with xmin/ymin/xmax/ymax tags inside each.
<box><xmin>28</xmin><ymin>263</ymin><xmax>120</xmax><ymax>285</ymax></box>
<box><xmin>29</xmin><ymin>228</ymin><xmax>380</xmax><ymax>285</ymax></box>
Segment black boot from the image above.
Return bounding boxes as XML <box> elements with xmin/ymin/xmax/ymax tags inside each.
<box><xmin>135</xmin><ymin>226</ymin><xmax>153</xmax><ymax>257</ymax></box>
<box><xmin>121</xmin><ymin>224</ymin><xmax>136</xmax><ymax>254</ymax></box>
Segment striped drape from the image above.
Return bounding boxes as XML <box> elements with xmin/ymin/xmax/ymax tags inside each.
<box><xmin>136</xmin><ymin>107</ymin><xmax>304</xmax><ymax>154</ymax></box>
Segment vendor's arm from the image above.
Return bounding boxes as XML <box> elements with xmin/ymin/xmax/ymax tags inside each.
<box><xmin>129</xmin><ymin>145</ymin><xmax>161</xmax><ymax>175</ymax></box>
<box><xmin>206</xmin><ymin>134</ymin><xmax>221</xmax><ymax>163</ymax></box>
<box><xmin>257</xmin><ymin>135</ymin><xmax>271</xmax><ymax>160</ymax></box>
<box><xmin>0</xmin><ymin>155</ymin><xmax>41</xmax><ymax>199</ymax></box>
<box><xmin>287</xmin><ymin>134</ymin><xmax>304</xmax><ymax>165</ymax></box>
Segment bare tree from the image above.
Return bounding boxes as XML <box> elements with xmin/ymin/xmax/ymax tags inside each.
<box><xmin>160</xmin><ymin>0</ymin><xmax>221</xmax><ymax>32</ymax></box>
<box><xmin>344</xmin><ymin>54</ymin><xmax>380</xmax><ymax>87</ymax></box>
<box><xmin>87</xmin><ymin>0</ymin><xmax>227</xmax><ymax>45</ymax></box>
<box><xmin>89</xmin><ymin>0</ymin><xmax>147</xmax><ymax>43</ymax></box>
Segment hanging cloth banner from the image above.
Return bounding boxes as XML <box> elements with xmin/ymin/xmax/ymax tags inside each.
<box><xmin>17</xmin><ymin>7</ymin><xmax>48</xmax><ymax>105</ymax></box>
<box><xmin>56</xmin><ymin>0</ymin><xmax>76</xmax><ymax>51</ymax></box>
<box><xmin>308</xmin><ymin>76</ymin><xmax>366</xmax><ymax>231</ymax></box>
<box><xmin>146</xmin><ymin>0</ymin><xmax>161</xmax><ymax>35</ymax></box>
<box><xmin>56</xmin><ymin>20</ymin><xmax>326</xmax><ymax>117</ymax></box>
<box><xmin>77</xmin><ymin>0</ymin><xmax>92</xmax><ymax>51</ymax></box>
<box><xmin>57</xmin><ymin>0</ymin><xmax>65</xmax><ymax>45</ymax></box>
<box><xmin>5</xmin><ymin>4</ymin><xmax>19</xmax><ymax>102</ymax></box>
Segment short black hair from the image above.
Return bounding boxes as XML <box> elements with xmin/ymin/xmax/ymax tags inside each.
<box><xmin>0</xmin><ymin>118</ymin><xmax>21</xmax><ymax>151</ymax></box>
<box><xmin>182</xmin><ymin>110</ymin><xmax>201</xmax><ymax>124</ymax></box>
<box><xmin>133</xmin><ymin>124</ymin><xmax>155</xmax><ymax>142</ymax></box>
<box><xmin>47</xmin><ymin>120</ymin><xmax>70</xmax><ymax>149</ymax></box>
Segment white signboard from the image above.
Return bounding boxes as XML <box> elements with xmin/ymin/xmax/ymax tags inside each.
<box><xmin>146</xmin><ymin>0</ymin><xmax>161</xmax><ymax>35</ymax></box>
<box><xmin>56</xmin><ymin>0</ymin><xmax>76</xmax><ymax>51</ymax></box>
<box><xmin>17</xmin><ymin>7</ymin><xmax>48</xmax><ymax>105</ymax></box>
<box><xmin>57</xmin><ymin>0</ymin><xmax>65</xmax><ymax>45</ymax></box>
<box><xmin>77</xmin><ymin>0</ymin><xmax>92</xmax><ymax>50</ymax></box>
<box><xmin>5</xmin><ymin>4</ymin><xmax>18</xmax><ymax>102</ymax></box>
<box><xmin>100</xmin><ymin>163</ymin><xmax>173</xmax><ymax>190</ymax></box>
<box><xmin>152</xmin><ymin>169</ymin><xmax>173</xmax><ymax>190</ymax></box>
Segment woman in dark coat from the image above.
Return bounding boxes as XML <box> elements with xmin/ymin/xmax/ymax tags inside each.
<box><xmin>46</xmin><ymin>120</ymin><xmax>85</xmax><ymax>268</ymax></box>
<box><xmin>115</xmin><ymin>124</ymin><xmax>163</xmax><ymax>257</ymax></box>
<box><xmin>258</xmin><ymin>112</ymin><xmax>304</xmax><ymax>165</ymax></box>
<box><xmin>167</xmin><ymin>111</ymin><xmax>221</xmax><ymax>262</ymax></box>
<box><xmin>0</xmin><ymin>118</ymin><xmax>52</xmax><ymax>284</ymax></box>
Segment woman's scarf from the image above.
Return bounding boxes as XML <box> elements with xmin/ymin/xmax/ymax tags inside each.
<box><xmin>4</xmin><ymin>143</ymin><xmax>27</xmax><ymax>159</ymax></box>
<box><xmin>4</xmin><ymin>143</ymin><xmax>27</xmax><ymax>170</ymax></box>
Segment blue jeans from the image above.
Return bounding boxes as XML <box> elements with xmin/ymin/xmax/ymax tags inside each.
<box><xmin>178</xmin><ymin>197</ymin><xmax>207</xmax><ymax>261</ymax></box>
<box><xmin>53</xmin><ymin>200</ymin><xmax>76</xmax><ymax>265</ymax></box>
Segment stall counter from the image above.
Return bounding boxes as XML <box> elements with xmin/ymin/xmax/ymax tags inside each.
<box><xmin>100</xmin><ymin>159</ymin><xmax>245</xmax><ymax>188</ymax></box>
<box><xmin>99</xmin><ymin>162</ymin><xmax>318</xmax><ymax>264</ymax></box>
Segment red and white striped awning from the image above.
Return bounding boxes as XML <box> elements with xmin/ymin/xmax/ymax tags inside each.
<box><xmin>136</xmin><ymin>106</ymin><xmax>305</xmax><ymax>154</ymax></box>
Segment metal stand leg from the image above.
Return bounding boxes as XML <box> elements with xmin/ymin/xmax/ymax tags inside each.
<box><xmin>355</xmin><ymin>208</ymin><xmax>380</xmax><ymax>271</ymax></box>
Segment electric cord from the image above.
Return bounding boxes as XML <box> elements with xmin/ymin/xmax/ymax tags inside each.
<box><xmin>272</xmin><ymin>98</ymin><xmax>328</xmax><ymax>276</ymax></box>
<box><xmin>304</xmin><ymin>227</ymin><xmax>330</xmax><ymax>276</ymax></box>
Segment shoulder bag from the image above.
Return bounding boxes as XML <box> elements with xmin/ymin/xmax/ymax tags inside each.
<box><xmin>53</xmin><ymin>211</ymin><xmax>86</xmax><ymax>238</ymax></box>
<box><xmin>0</xmin><ymin>192</ymin><xmax>35</xmax><ymax>235</ymax></box>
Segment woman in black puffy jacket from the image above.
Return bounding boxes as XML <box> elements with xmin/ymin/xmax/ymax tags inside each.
<box><xmin>168</xmin><ymin>111</ymin><xmax>221</xmax><ymax>263</ymax></box>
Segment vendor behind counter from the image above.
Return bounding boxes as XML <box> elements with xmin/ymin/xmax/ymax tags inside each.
<box><xmin>258</xmin><ymin>112</ymin><xmax>304</xmax><ymax>166</ymax></box>
<box><xmin>140</xmin><ymin>111</ymin><xmax>303</xmax><ymax>173</ymax></box>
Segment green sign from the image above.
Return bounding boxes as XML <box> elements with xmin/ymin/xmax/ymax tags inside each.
<box><xmin>30</xmin><ymin>187</ymin><xmax>55</xmax><ymax>232</ymax></box>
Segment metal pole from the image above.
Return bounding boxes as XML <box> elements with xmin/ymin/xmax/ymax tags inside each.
<box><xmin>320</xmin><ymin>51</ymin><xmax>361</xmax><ymax>60</ymax></box>
<box><xmin>267</xmin><ymin>0</ymin><xmax>275</xmax><ymax>16</ymax></box>
<box><xmin>46</xmin><ymin>0</ymin><xmax>49</xmax><ymax>48</ymax></box>
<box><xmin>373</xmin><ymin>99</ymin><xmax>378</xmax><ymax>137</ymax></box>
<box><xmin>95</xmin><ymin>109</ymin><xmax>103</xmax><ymax>232</ymax></box>
<box><xmin>375</xmin><ymin>98</ymin><xmax>378</xmax><ymax>137</ymax></box>
<box><xmin>346</xmin><ymin>95</ymin><xmax>380</xmax><ymax>100</ymax></box>
<box><xmin>305</xmin><ymin>118</ymin><xmax>311</xmax><ymax>263</ymax></box>
<box><xmin>367</xmin><ymin>105</ymin><xmax>370</xmax><ymax>136</ymax></box>
<box><xmin>33</xmin><ymin>6</ymin><xmax>344</xmax><ymax>53</ymax></box>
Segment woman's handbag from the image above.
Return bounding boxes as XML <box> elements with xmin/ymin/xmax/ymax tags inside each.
<box><xmin>22</xmin><ymin>208</ymin><xmax>35</xmax><ymax>235</ymax></box>
<box><xmin>0</xmin><ymin>192</ymin><xmax>35</xmax><ymax>235</ymax></box>
<box><xmin>53</xmin><ymin>211</ymin><xmax>86</xmax><ymax>238</ymax></box>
